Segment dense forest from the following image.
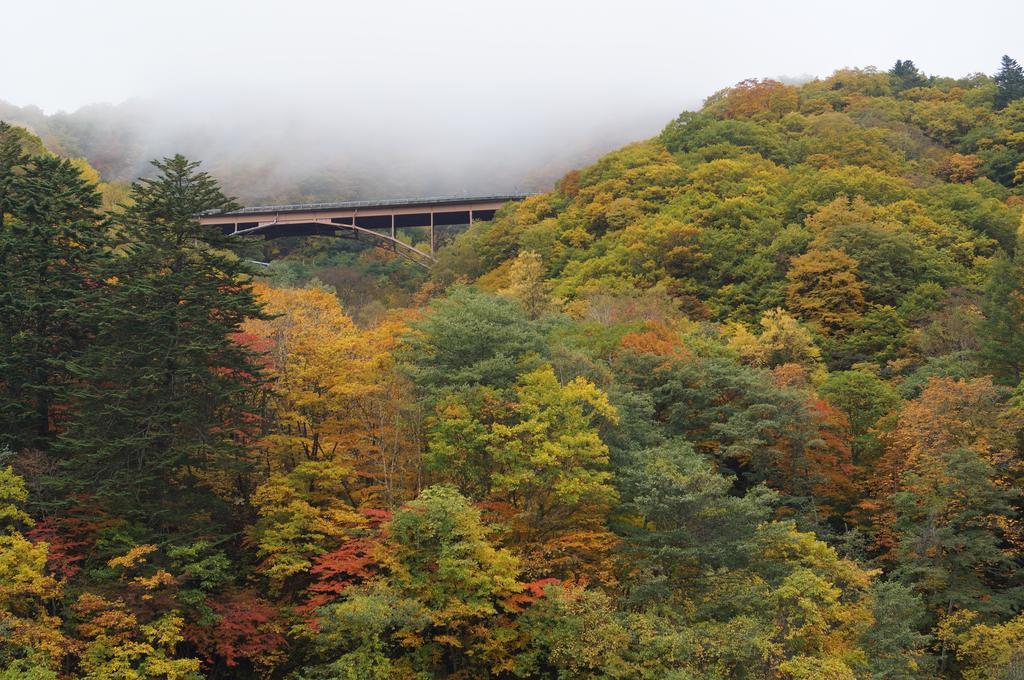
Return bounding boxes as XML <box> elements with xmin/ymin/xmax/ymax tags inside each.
<box><xmin>2</xmin><ymin>57</ymin><xmax>1024</xmax><ymax>679</ymax></box>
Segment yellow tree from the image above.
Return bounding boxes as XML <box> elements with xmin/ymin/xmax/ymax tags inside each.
<box><xmin>728</xmin><ymin>308</ymin><xmax>823</xmax><ymax>370</ymax></box>
<box><xmin>0</xmin><ymin>466</ymin><xmax>67</xmax><ymax>675</ymax></box>
<box><xmin>434</xmin><ymin>365</ymin><xmax>621</xmax><ymax>581</ymax></box>
<box><xmin>499</xmin><ymin>250</ymin><xmax>551</xmax><ymax>319</ymax></box>
<box><xmin>786</xmin><ymin>248</ymin><xmax>866</xmax><ymax>334</ymax></box>
<box><xmin>244</xmin><ymin>285</ymin><xmax>418</xmax><ymax>585</ymax></box>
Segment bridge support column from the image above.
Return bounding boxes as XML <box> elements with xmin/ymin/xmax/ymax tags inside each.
<box><xmin>430</xmin><ymin>211</ymin><xmax>435</xmax><ymax>255</ymax></box>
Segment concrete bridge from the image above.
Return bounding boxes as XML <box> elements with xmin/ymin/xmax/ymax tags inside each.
<box><xmin>199</xmin><ymin>194</ymin><xmax>530</xmax><ymax>268</ymax></box>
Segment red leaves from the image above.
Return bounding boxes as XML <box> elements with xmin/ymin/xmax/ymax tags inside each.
<box><xmin>301</xmin><ymin>509</ymin><xmax>391</xmax><ymax>614</ymax></box>
<box><xmin>187</xmin><ymin>589</ymin><xmax>285</xmax><ymax>670</ymax></box>
<box><xmin>26</xmin><ymin>512</ymin><xmax>107</xmax><ymax>580</ymax></box>
<box><xmin>303</xmin><ymin>538</ymin><xmax>380</xmax><ymax>611</ymax></box>
<box><xmin>504</xmin><ymin>578</ymin><xmax>560</xmax><ymax>612</ymax></box>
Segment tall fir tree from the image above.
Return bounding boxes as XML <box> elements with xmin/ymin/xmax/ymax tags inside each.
<box><xmin>0</xmin><ymin>141</ymin><xmax>107</xmax><ymax>451</ymax></box>
<box><xmin>995</xmin><ymin>55</ymin><xmax>1024</xmax><ymax>109</ymax></box>
<box><xmin>979</xmin><ymin>250</ymin><xmax>1024</xmax><ymax>385</ymax></box>
<box><xmin>0</xmin><ymin>121</ymin><xmax>29</xmax><ymax>227</ymax></box>
<box><xmin>889</xmin><ymin>59</ymin><xmax>927</xmax><ymax>93</ymax></box>
<box><xmin>61</xmin><ymin>155</ymin><xmax>267</xmax><ymax>533</ymax></box>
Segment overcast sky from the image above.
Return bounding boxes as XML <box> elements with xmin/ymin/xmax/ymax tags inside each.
<box><xmin>4</xmin><ymin>0</ymin><xmax>1021</xmax><ymax>114</ymax></box>
<box><xmin>3</xmin><ymin>0</ymin><xmax>1022</xmax><ymax>198</ymax></box>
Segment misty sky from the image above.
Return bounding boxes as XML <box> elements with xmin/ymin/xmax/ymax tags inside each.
<box><xmin>3</xmin><ymin>0</ymin><xmax>1023</xmax><ymax>199</ymax></box>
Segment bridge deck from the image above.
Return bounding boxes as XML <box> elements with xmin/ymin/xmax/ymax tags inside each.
<box><xmin>217</xmin><ymin>194</ymin><xmax>532</xmax><ymax>216</ymax></box>
<box><xmin>198</xmin><ymin>193</ymin><xmax>531</xmax><ymax>268</ymax></box>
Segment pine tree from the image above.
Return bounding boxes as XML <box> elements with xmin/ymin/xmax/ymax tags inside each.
<box><xmin>889</xmin><ymin>59</ymin><xmax>927</xmax><ymax>93</ymax></box>
<box><xmin>61</xmin><ymin>155</ymin><xmax>267</xmax><ymax>532</ymax></box>
<box><xmin>978</xmin><ymin>251</ymin><xmax>1024</xmax><ymax>384</ymax></box>
<box><xmin>995</xmin><ymin>55</ymin><xmax>1024</xmax><ymax>109</ymax></box>
<box><xmin>0</xmin><ymin>122</ymin><xmax>29</xmax><ymax>227</ymax></box>
<box><xmin>0</xmin><ymin>151</ymin><xmax>106</xmax><ymax>451</ymax></box>
<box><xmin>892</xmin><ymin>446</ymin><xmax>1021</xmax><ymax>657</ymax></box>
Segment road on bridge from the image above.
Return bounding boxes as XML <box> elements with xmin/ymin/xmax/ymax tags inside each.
<box><xmin>199</xmin><ymin>194</ymin><xmax>531</xmax><ymax>268</ymax></box>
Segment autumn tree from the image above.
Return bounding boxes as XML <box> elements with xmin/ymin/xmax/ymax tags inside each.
<box><xmin>862</xmin><ymin>377</ymin><xmax>1023</xmax><ymax>654</ymax></box>
<box><xmin>786</xmin><ymin>248</ymin><xmax>866</xmax><ymax>334</ymax></box>
<box><xmin>301</xmin><ymin>486</ymin><xmax>522</xmax><ymax>678</ymax></box>
<box><xmin>72</xmin><ymin>593</ymin><xmax>201</xmax><ymax>679</ymax></box>
<box><xmin>429</xmin><ymin>365</ymin><xmax>619</xmax><ymax>580</ymax></box>
<box><xmin>727</xmin><ymin>307</ymin><xmax>822</xmax><ymax>369</ymax></box>
<box><xmin>938</xmin><ymin>610</ymin><xmax>1024</xmax><ymax>680</ymax></box>
<box><xmin>499</xmin><ymin>250</ymin><xmax>551</xmax><ymax>318</ymax></box>
<box><xmin>243</xmin><ymin>284</ymin><xmax>420</xmax><ymax>587</ymax></box>
<box><xmin>0</xmin><ymin>466</ymin><xmax>66</xmax><ymax>676</ymax></box>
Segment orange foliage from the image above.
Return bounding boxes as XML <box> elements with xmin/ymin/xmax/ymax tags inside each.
<box><xmin>860</xmin><ymin>377</ymin><xmax>1023</xmax><ymax>556</ymax></box>
<box><xmin>618</xmin><ymin>320</ymin><xmax>688</xmax><ymax>360</ymax></box>
<box><xmin>716</xmin><ymin>79</ymin><xmax>799</xmax><ymax>120</ymax></box>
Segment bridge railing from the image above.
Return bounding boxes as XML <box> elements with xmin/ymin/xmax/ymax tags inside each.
<box><xmin>207</xmin><ymin>193</ymin><xmax>534</xmax><ymax>216</ymax></box>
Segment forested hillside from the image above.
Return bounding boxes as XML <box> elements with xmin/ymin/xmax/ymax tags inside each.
<box><xmin>2</xmin><ymin>58</ymin><xmax>1024</xmax><ymax>679</ymax></box>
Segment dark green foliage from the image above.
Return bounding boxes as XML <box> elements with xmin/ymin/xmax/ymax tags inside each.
<box><xmin>828</xmin><ymin>304</ymin><xmax>910</xmax><ymax>369</ymax></box>
<box><xmin>0</xmin><ymin>145</ymin><xmax>106</xmax><ymax>451</ymax></box>
<box><xmin>889</xmin><ymin>59</ymin><xmax>928</xmax><ymax>93</ymax></box>
<box><xmin>616</xmin><ymin>347</ymin><xmax>811</xmax><ymax>494</ymax></box>
<box><xmin>60</xmin><ymin>155</ymin><xmax>266</xmax><ymax>531</ymax></box>
<box><xmin>616</xmin><ymin>441</ymin><xmax>775</xmax><ymax>607</ymax></box>
<box><xmin>995</xmin><ymin>55</ymin><xmax>1024</xmax><ymax>109</ymax></box>
<box><xmin>402</xmin><ymin>286</ymin><xmax>547</xmax><ymax>400</ymax></box>
<box><xmin>893</xmin><ymin>447</ymin><xmax>1022</xmax><ymax>618</ymax></box>
<box><xmin>0</xmin><ymin>121</ymin><xmax>29</xmax><ymax>226</ymax></box>
<box><xmin>979</xmin><ymin>252</ymin><xmax>1024</xmax><ymax>384</ymax></box>
<box><xmin>860</xmin><ymin>580</ymin><xmax>933</xmax><ymax>678</ymax></box>
<box><xmin>660</xmin><ymin>112</ymin><xmax>798</xmax><ymax>165</ymax></box>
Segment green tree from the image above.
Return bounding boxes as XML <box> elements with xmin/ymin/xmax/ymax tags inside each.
<box><xmin>616</xmin><ymin>441</ymin><xmax>776</xmax><ymax>608</ymax></box>
<box><xmin>514</xmin><ymin>585</ymin><xmax>631</xmax><ymax>678</ymax></box>
<box><xmin>859</xmin><ymin>581</ymin><xmax>934</xmax><ymax>678</ymax></box>
<box><xmin>979</xmin><ymin>251</ymin><xmax>1024</xmax><ymax>384</ymax></box>
<box><xmin>893</xmin><ymin>448</ymin><xmax>1021</xmax><ymax>622</ymax></box>
<box><xmin>0</xmin><ymin>151</ymin><xmax>106</xmax><ymax>450</ymax></box>
<box><xmin>402</xmin><ymin>286</ymin><xmax>546</xmax><ymax>400</ymax></box>
<box><xmin>820</xmin><ymin>370</ymin><xmax>900</xmax><ymax>463</ymax></box>
<box><xmin>0</xmin><ymin>122</ymin><xmax>29</xmax><ymax>227</ymax></box>
<box><xmin>889</xmin><ymin>59</ymin><xmax>928</xmax><ymax>93</ymax></box>
<box><xmin>995</xmin><ymin>55</ymin><xmax>1024</xmax><ymax>109</ymax></box>
<box><xmin>61</xmin><ymin>155</ymin><xmax>266</xmax><ymax>532</ymax></box>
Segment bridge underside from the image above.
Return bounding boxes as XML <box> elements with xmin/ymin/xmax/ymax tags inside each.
<box><xmin>198</xmin><ymin>196</ymin><xmax>522</xmax><ymax>268</ymax></box>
